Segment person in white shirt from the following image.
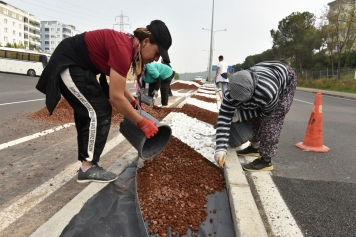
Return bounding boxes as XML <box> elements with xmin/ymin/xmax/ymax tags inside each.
<box><xmin>215</xmin><ymin>55</ymin><xmax>229</xmax><ymax>93</ymax></box>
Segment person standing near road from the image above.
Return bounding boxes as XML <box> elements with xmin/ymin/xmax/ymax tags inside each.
<box><xmin>36</xmin><ymin>20</ymin><xmax>172</xmax><ymax>183</ymax></box>
<box><xmin>215</xmin><ymin>55</ymin><xmax>229</xmax><ymax>93</ymax></box>
<box><xmin>214</xmin><ymin>61</ymin><xmax>297</xmax><ymax>171</ymax></box>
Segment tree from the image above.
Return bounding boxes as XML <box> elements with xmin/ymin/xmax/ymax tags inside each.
<box><xmin>323</xmin><ymin>0</ymin><xmax>356</xmax><ymax>80</ymax></box>
<box><xmin>271</xmin><ymin>12</ymin><xmax>320</xmax><ymax>71</ymax></box>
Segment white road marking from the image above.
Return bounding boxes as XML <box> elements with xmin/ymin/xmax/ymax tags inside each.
<box><xmin>251</xmin><ymin>172</ymin><xmax>304</xmax><ymax>237</ymax></box>
<box><xmin>0</xmin><ymin>133</ymin><xmax>126</xmax><ymax>232</ymax></box>
<box><xmin>0</xmin><ymin>123</ymin><xmax>74</xmax><ymax>151</ymax></box>
<box><xmin>294</xmin><ymin>99</ymin><xmax>313</xmax><ymax>105</ymax></box>
<box><xmin>0</xmin><ymin>98</ymin><xmax>45</xmax><ymax>106</ymax></box>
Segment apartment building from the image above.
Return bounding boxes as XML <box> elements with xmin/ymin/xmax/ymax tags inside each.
<box><xmin>0</xmin><ymin>1</ymin><xmax>40</xmax><ymax>49</ymax></box>
<box><xmin>40</xmin><ymin>21</ymin><xmax>80</xmax><ymax>53</ymax></box>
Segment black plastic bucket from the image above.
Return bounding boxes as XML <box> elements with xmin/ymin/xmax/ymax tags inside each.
<box><xmin>228</xmin><ymin>121</ymin><xmax>254</xmax><ymax>148</ymax></box>
<box><xmin>140</xmin><ymin>92</ymin><xmax>154</xmax><ymax>107</ymax></box>
<box><xmin>119</xmin><ymin>110</ymin><xmax>172</xmax><ymax>160</ymax></box>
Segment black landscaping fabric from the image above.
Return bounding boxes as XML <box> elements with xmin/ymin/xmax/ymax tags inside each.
<box><xmin>60</xmin><ymin>161</ymin><xmax>234</xmax><ymax>237</ymax></box>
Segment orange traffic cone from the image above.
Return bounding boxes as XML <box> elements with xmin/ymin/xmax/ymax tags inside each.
<box><xmin>134</xmin><ymin>80</ymin><xmax>137</xmax><ymax>89</ymax></box>
<box><xmin>295</xmin><ymin>91</ymin><xmax>330</xmax><ymax>152</ymax></box>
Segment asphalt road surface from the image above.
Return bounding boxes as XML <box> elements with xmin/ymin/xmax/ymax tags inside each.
<box><xmin>1</xmin><ymin>72</ymin><xmax>356</xmax><ymax>236</ymax></box>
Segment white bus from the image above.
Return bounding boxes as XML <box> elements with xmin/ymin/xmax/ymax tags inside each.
<box><xmin>0</xmin><ymin>47</ymin><xmax>50</xmax><ymax>77</ymax></box>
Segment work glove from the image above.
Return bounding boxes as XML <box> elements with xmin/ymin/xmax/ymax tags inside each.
<box><xmin>214</xmin><ymin>151</ymin><xmax>226</xmax><ymax>167</ymax></box>
<box><xmin>152</xmin><ymin>90</ymin><xmax>159</xmax><ymax>98</ymax></box>
<box><xmin>232</xmin><ymin>109</ymin><xmax>239</xmax><ymax>123</ymax></box>
<box><xmin>137</xmin><ymin>118</ymin><xmax>158</xmax><ymax>139</ymax></box>
<box><xmin>131</xmin><ymin>99</ymin><xmax>148</xmax><ymax>112</ymax></box>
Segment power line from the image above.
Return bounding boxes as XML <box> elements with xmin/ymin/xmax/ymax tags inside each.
<box><xmin>18</xmin><ymin>0</ymin><xmax>111</xmax><ymax>25</ymax></box>
<box><xmin>32</xmin><ymin>0</ymin><xmax>114</xmax><ymax>22</ymax></box>
<box><xmin>59</xmin><ymin>0</ymin><xmax>113</xmax><ymax>21</ymax></box>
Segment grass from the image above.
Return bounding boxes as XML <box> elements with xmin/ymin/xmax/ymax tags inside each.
<box><xmin>297</xmin><ymin>77</ymin><xmax>356</xmax><ymax>94</ymax></box>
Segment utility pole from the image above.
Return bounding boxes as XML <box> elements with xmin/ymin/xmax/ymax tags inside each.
<box><xmin>113</xmin><ymin>11</ymin><xmax>131</xmax><ymax>32</ymax></box>
<box><xmin>208</xmin><ymin>0</ymin><xmax>214</xmax><ymax>82</ymax></box>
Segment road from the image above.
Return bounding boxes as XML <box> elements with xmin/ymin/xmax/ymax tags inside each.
<box><xmin>0</xmin><ymin>72</ymin><xmax>356</xmax><ymax>236</ymax></box>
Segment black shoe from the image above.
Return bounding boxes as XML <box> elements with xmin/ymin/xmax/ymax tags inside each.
<box><xmin>243</xmin><ymin>157</ymin><xmax>274</xmax><ymax>172</ymax></box>
<box><xmin>169</xmin><ymin>93</ymin><xmax>173</xmax><ymax>96</ymax></box>
<box><xmin>236</xmin><ymin>145</ymin><xmax>259</xmax><ymax>157</ymax></box>
<box><xmin>77</xmin><ymin>164</ymin><xmax>118</xmax><ymax>183</ymax></box>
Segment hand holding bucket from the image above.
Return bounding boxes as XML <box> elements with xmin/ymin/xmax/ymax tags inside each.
<box><xmin>119</xmin><ymin>110</ymin><xmax>172</xmax><ymax>160</ymax></box>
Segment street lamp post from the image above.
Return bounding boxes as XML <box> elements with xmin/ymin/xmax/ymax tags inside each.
<box><xmin>202</xmin><ymin>26</ymin><xmax>227</xmax><ymax>81</ymax></box>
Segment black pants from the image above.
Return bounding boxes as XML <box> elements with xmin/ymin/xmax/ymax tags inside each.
<box><xmin>148</xmin><ymin>77</ymin><xmax>172</xmax><ymax>106</ymax></box>
<box><xmin>59</xmin><ymin>66</ymin><xmax>112</xmax><ymax>163</ymax></box>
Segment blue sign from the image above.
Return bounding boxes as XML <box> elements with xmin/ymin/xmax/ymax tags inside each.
<box><xmin>228</xmin><ymin>66</ymin><xmax>233</xmax><ymax>72</ymax></box>
<box><xmin>212</xmin><ymin>65</ymin><xmax>217</xmax><ymax>71</ymax></box>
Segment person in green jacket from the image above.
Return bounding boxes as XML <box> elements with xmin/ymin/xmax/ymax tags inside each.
<box><xmin>143</xmin><ymin>62</ymin><xmax>175</xmax><ymax>106</ymax></box>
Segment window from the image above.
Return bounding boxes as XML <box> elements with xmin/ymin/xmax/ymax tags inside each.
<box><xmin>19</xmin><ymin>24</ymin><xmax>22</xmax><ymax>29</ymax></box>
<box><xmin>45</xmin><ymin>41</ymin><xmax>49</xmax><ymax>45</ymax></box>
<box><xmin>12</xmin><ymin>12</ymin><xmax>16</xmax><ymax>18</ymax></box>
<box><xmin>19</xmin><ymin>40</ymin><xmax>22</xmax><ymax>45</ymax></box>
<box><xmin>6</xmin><ymin>51</ymin><xmax>17</xmax><ymax>59</ymax></box>
<box><xmin>4</xmin><ymin>28</ymin><xmax>8</xmax><ymax>33</ymax></box>
<box><xmin>51</xmin><ymin>41</ymin><xmax>54</xmax><ymax>44</ymax></box>
<box><xmin>19</xmin><ymin>32</ymin><xmax>22</xmax><ymax>37</ymax></box>
<box><xmin>4</xmin><ymin>36</ymin><xmax>8</xmax><ymax>42</ymax></box>
<box><xmin>45</xmin><ymin>34</ymin><xmax>49</xmax><ymax>38</ymax></box>
<box><xmin>45</xmin><ymin>47</ymin><xmax>49</xmax><ymax>50</ymax></box>
<box><xmin>13</xmin><ymin>22</ymin><xmax>15</xmax><ymax>26</ymax></box>
<box><xmin>57</xmin><ymin>35</ymin><xmax>60</xmax><ymax>38</ymax></box>
<box><xmin>29</xmin><ymin>54</ymin><xmax>40</xmax><ymax>62</ymax></box>
<box><xmin>45</xmin><ymin>28</ymin><xmax>49</xmax><ymax>31</ymax></box>
<box><xmin>13</xmin><ymin>30</ymin><xmax>15</xmax><ymax>35</ymax></box>
<box><xmin>19</xmin><ymin>16</ymin><xmax>22</xmax><ymax>21</ymax></box>
<box><xmin>0</xmin><ymin>50</ymin><xmax>5</xmax><ymax>58</ymax></box>
<box><xmin>13</xmin><ymin>39</ymin><xmax>16</xmax><ymax>43</ymax></box>
<box><xmin>4</xmin><ymin>18</ymin><xmax>7</xmax><ymax>24</ymax></box>
<box><xmin>3</xmin><ymin>9</ymin><xmax>8</xmax><ymax>15</ymax></box>
<box><xmin>57</xmin><ymin>28</ymin><xmax>60</xmax><ymax>31</ymax></box>
<box><xmin>51</xmin><ymin>28</ymin><xmax>54</xmax><ymax>31</ymax></box>
<box><xmin>22</xmin><ymin>53</ymin><xmax>29</xmax><ymax>60</ymax></box>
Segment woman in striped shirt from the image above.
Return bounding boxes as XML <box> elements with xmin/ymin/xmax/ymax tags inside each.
<box><xmin>214</xmin><ymin>61</ymin><xmax>297</xmax><ymax>171</ymax></box>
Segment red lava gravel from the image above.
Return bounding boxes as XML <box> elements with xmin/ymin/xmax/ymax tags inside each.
<box><xmin>170</xmin><ymin>82</ymin><xmax>199</xmax><ymax>90</ymax></box>
<box><xmin>137</xmin><ymin>136</ymin><xmax>225</xmax><ymax>236</ymax></box>
<box><xmin>191</xmin><ymin>94</ymin><xmax>217</xmax><ymax>103</ymax></box>
<box><xmin>27</xmin><ymin>92</ymin><xmax>225</xmax><ymax>237</ymax></box>
<box><xmin>27</xmin><ymin>98</ymin><xmax>125</xmax><ymax>126</ymax></box>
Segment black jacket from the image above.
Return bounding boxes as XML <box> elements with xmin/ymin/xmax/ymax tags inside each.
<box><xmin>36</xmin><ymin>32</ymin><xmax>100</xmax><ymax>114</ymax></box>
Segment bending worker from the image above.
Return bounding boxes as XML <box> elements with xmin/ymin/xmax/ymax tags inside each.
<box><xmin>214</xmin><ymin>61</ymin><xmax>297</xmax><ymax>171</ymax></box>
<box><xmin>143</xmin><ymin>62</ymin><xmax>175</xmax><ymax>107</ymax></box>
<box><xmin>36</xmin><ymin>20</ymin><xmax>172</xmax><ymax>183</ymax></box>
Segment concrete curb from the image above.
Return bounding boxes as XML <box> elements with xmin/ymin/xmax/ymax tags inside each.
<box><xmin>224</xmin><ymin>148</ymin><xmax>268</xmax><ymax>237</ymax></box>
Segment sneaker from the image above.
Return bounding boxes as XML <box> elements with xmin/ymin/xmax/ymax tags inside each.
<box><xmin>236</xmin><ymin>145</ymin><xmax>259</xmax><ymax>157</ymax></box>
<box><xmin>77</xmin><ymin>164</ymin><xmax>118</xmax><ymax>183</ymax></box>
<box><xmin>243</xmin><ymin>157</ymin><xmax>274</xmax><ymax>172</ymax></box>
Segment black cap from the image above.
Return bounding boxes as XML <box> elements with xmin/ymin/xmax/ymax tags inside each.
<box><xmin>147</xmin><ymin>20</ymin><xmax>172</xmax><ymax>63</ymax></box>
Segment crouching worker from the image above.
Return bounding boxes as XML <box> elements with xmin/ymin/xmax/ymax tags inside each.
<box><xmin>214</xmin><ymin>61</ymin><xmax>297</xmax><ymax>171</ymax></box>
<box><xmin>35</xmin><ymin>20</ymin><xmax>172</xmax><ymax>183</ymax></box>
<box><xmin>143</xmin><ymin>62</ymin><xmax>175</xmax><ymax>107</ymax></box>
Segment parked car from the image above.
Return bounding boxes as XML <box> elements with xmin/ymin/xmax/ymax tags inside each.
<box><xmin>194</xmin><ymin>76</ymin><xmax>202</xmax><ymax>81</ymax></box>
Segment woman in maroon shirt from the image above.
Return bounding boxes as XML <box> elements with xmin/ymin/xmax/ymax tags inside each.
<box><xmin>36</xmin><ymin>20</ymin><xmax>172</xmax><ymax>183</ymax></box>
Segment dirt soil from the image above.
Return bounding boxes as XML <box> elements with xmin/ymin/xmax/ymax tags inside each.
<box><xmin>137</xmin><ymin>136</ymin><xmax>225</xmax><ymax>237</ymax></box>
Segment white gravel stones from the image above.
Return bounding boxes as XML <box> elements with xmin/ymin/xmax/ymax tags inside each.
<box><xmin>197</xmin><ymin>89</ymin><xmax>216</xmax><ymax>94</ymax></box>
<box><xmin>169</xmin><ymin>112</ymin><xmax>216</xmax><ymax>164</ymax></box>
<box><xmin>185</xmin><ymin>98</ymin><xmax>218</xmax><ymax>113</ymax></box>
<box><xmin>194</xmin><ymin>93</ymin><xmax>216</xmax><ymax>99</ymax></box>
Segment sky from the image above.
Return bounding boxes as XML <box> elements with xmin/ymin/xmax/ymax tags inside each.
<box><xmin>6</xmin><ymin>0</ymin><xmax>331</xmax><ymax>73</ymax></box>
